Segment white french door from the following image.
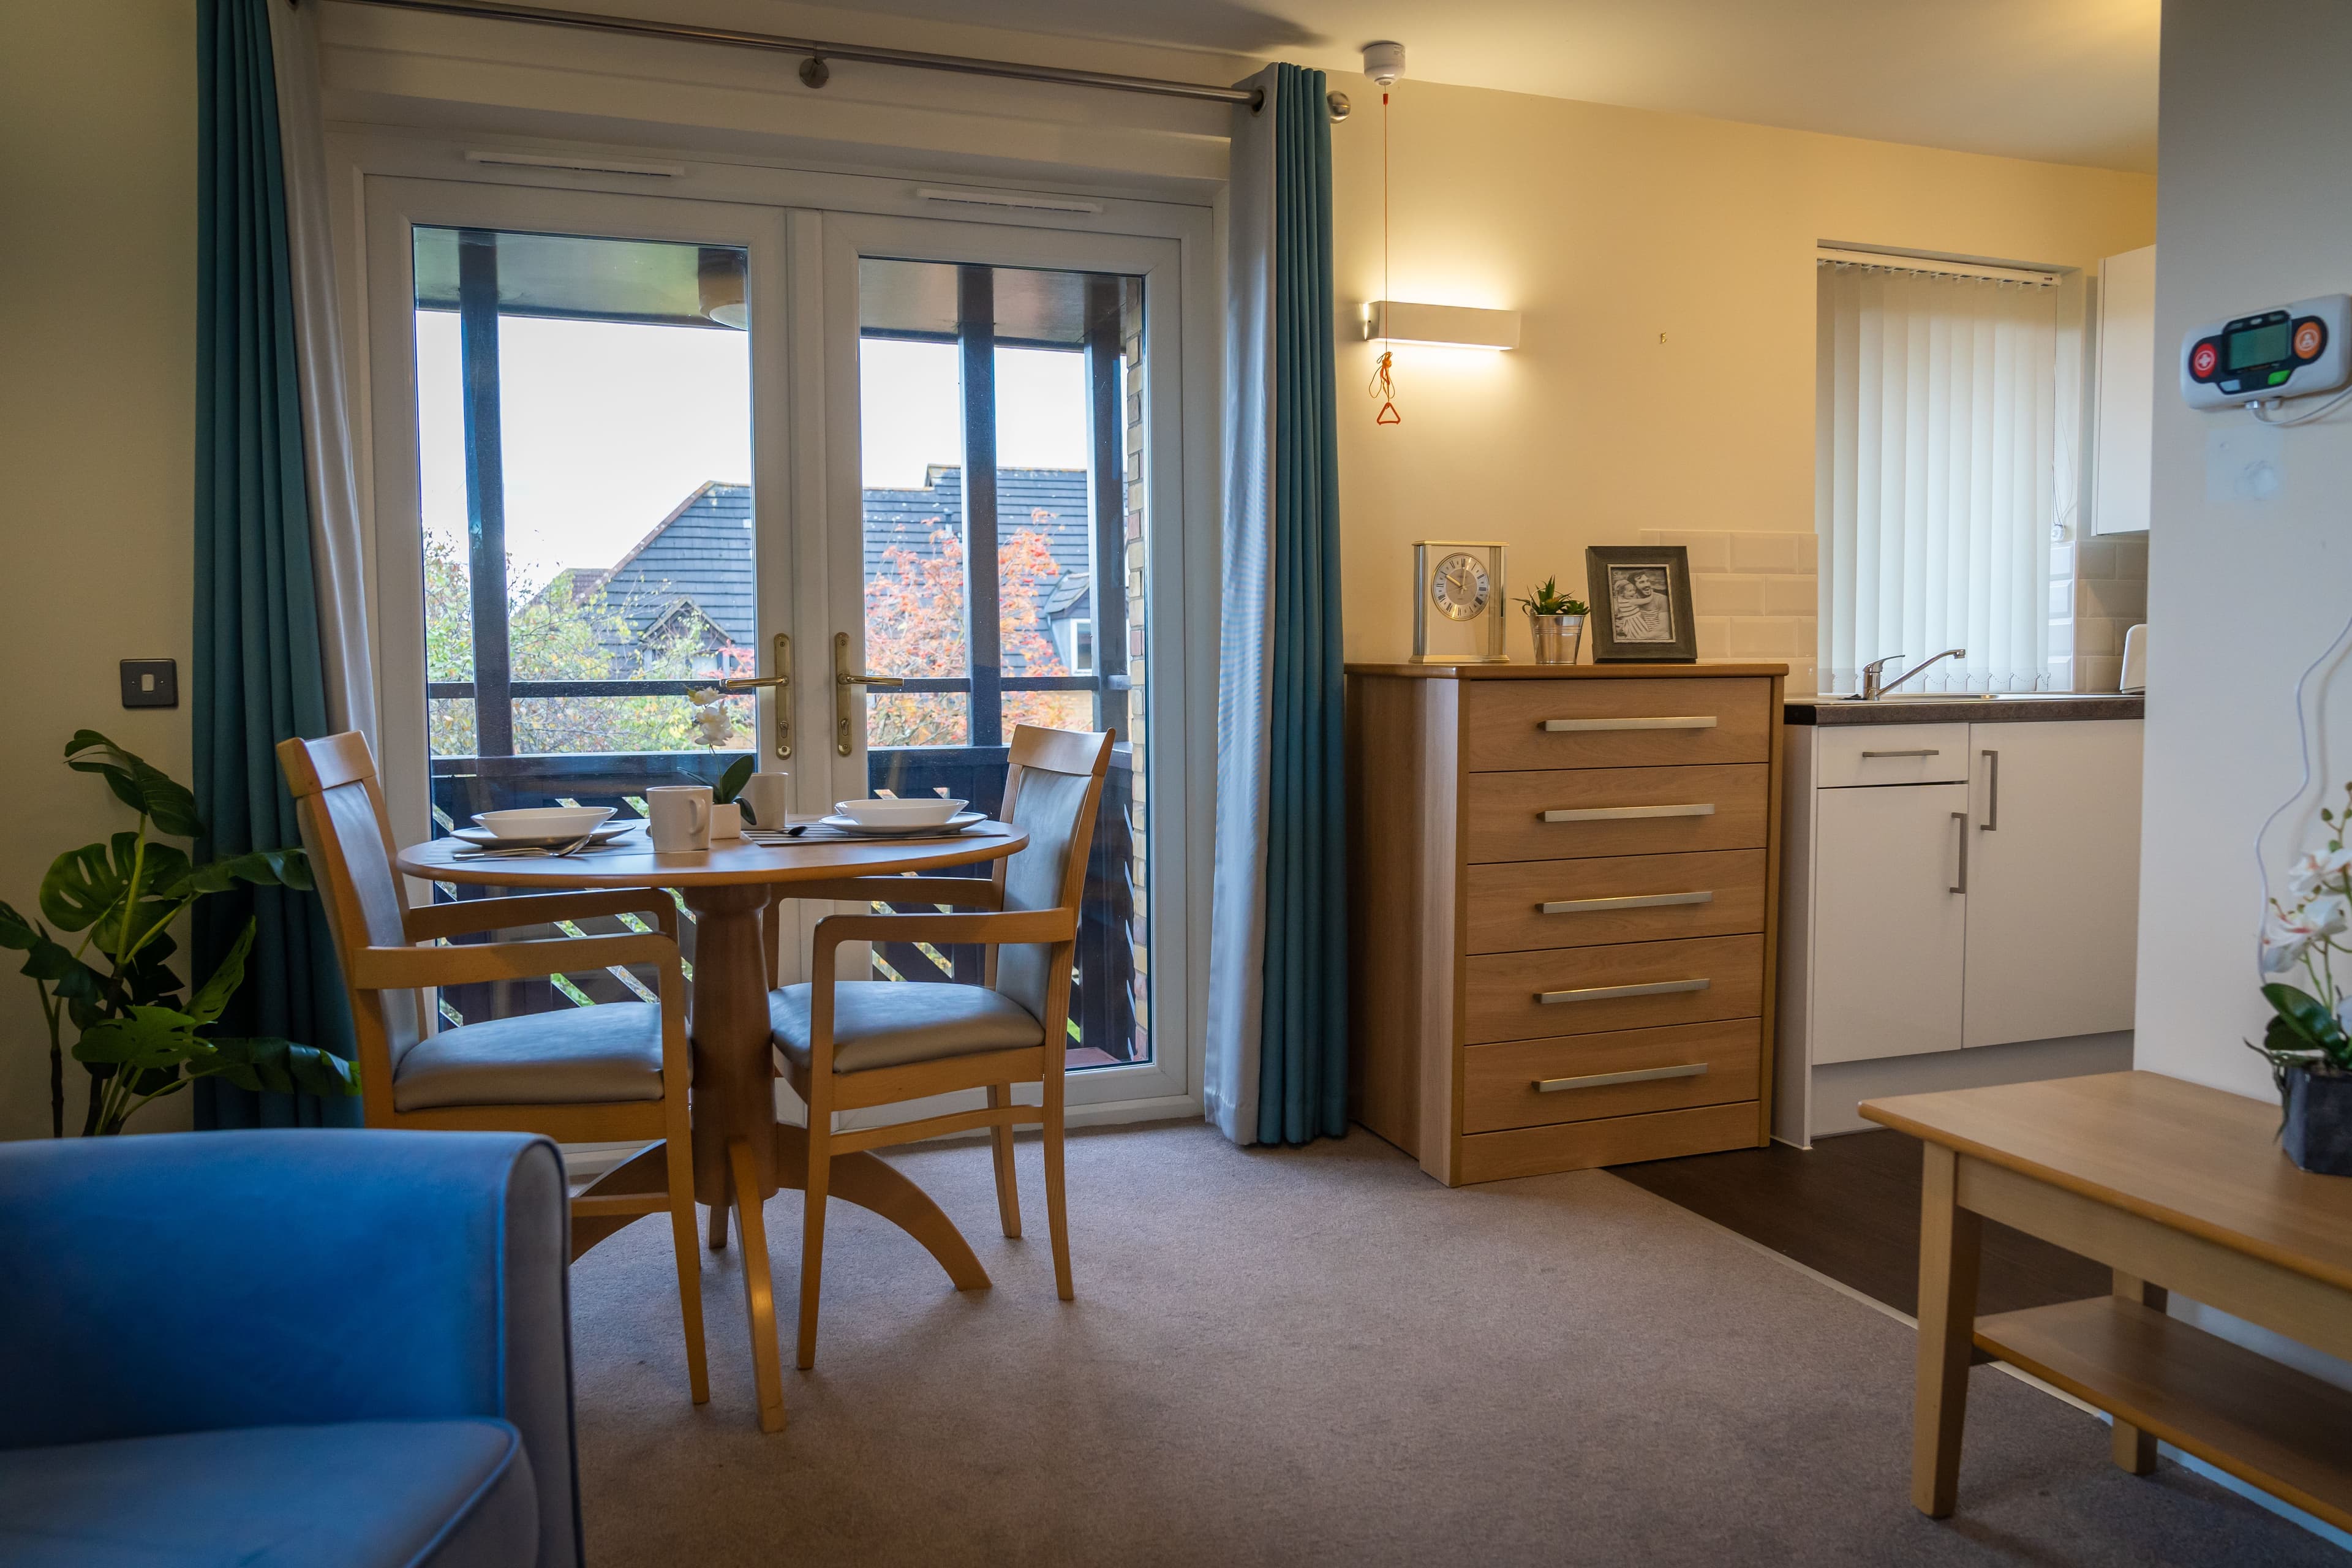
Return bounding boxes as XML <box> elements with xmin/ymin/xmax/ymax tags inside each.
<box><xmin>356</xmin><ymin>160</ymin><xmax>1207</xmax><ymax>1122</ymax></box>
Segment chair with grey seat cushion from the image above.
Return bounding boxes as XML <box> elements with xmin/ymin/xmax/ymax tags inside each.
<box><xmin>765</xmin><ymin>724</ymin><xmax>1113</xmax><ymax>1368</ymax></box>
<box><xmin>277</xmin><ymin>733</ymin><xmax>708</xmax><ymax>1412</ymax></box>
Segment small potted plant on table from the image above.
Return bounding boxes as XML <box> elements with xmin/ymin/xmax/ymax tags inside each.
<box><xmin>1517</xmin><ymin>577</ymin><xmax>1589</xmax><ymax>665</ymax></box>
<box><xmin>2252</xmin><ymin>780</ymin><xmax>2352</xmax><ymax>1174</ymax></box>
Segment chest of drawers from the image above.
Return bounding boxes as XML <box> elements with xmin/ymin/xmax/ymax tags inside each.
<box><xmin>1345</xmin><ymin>663</ymin><xmax>1789</xmax><ymax>1185</ymax></box>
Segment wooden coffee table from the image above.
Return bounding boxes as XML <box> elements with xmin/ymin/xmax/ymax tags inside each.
<box><xmin>1862</xmin><ymin>1071</ymin><xmax>2352</xmax><ymax>1531</ymax></box>
<box><xmin>398</xmin><ymin>820</ymin><xmax>1028</xmax><ymax>1432</ymax></box>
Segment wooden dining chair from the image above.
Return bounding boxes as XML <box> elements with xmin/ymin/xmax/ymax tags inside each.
<box><xmin>764</xmin><ymin>725</ymin><xmax>1114</xmax><ymax>1368</ymax></box>
<box><xmin>277</xmin><ymin>733</ymin><xmax>708</xmax><ymax>1408</ymax></box>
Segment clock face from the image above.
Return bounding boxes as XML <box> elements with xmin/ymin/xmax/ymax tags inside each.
<box><xmin>1430</xmin><ymin>551</ymin><xmax>1491</xmax><ymax>622</ymax></box>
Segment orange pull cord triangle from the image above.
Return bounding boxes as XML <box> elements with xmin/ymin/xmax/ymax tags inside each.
<box><xmin>1370</xmin><ymin>349</ymin><xmax>1400</xmax><ymax>426</ymax></box>
<box><xmin>1376</xmin><ymin>401</ymin><xmax>1401</xmax><ymax>425</ymax></box>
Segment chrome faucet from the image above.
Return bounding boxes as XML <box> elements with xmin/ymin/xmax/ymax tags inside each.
<box><xmin>1856</xmin><ymin>648</ymin><xmax>1966</xmax><ymax>700</ymax></box>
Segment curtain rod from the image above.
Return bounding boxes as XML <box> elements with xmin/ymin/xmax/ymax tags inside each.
<box><xmin>341</xmin><ymin>0</ymin><xmax>1267</xmax><ymax>110</ymax></box>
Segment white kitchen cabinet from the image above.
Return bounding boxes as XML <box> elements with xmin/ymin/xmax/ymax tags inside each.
<box><xmin>1809</xmin><ymin>781</ymin><xmax>1969</xmax><ymax>1065</ymax></box>
<box><xmin>1775</xmin><ymin>712</ymin><xmax>2144</xmax><ymax>1144</ymax></box>
<box><xmin>2092</xmin><ymin>245</ymin><xmax>2155</xmax><ymax>536</ymax></box>
<box><xmin>1962</xmin><ymin>720</ymin><xmax>2144</xmax><ymax>1047</ymax></box>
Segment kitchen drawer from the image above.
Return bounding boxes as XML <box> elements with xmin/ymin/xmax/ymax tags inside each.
<box><xmin>1464</xmin><ymin>933</ymin><xmax>1765</xmax><ymax>1043</ymax></box>
<box><xmin>1816</xmin><ymin>724</ymin><xmax>1969</xmax><ymax>787</ymax></box>
<box><xmin>1464</xmin><ymin>765</ymin><xmax>1768</xmax><ymax>862</ymax></box>
<box><xmin>1464</xmin><ymin>677</ymin><xmax>1773</xmax><ymax>771</ymax></box>
<box><xmin>1466</xmin><ymin>850</ymin><xmax>1766</xmax><ymax>953</ymax></box>
<box><xmin>1457</xmin><ymin>1101</ymin><xmax>1760</xmax><ymax>1183</ymax></box>
<box><xmin>1460</xmin><ymin>1019</ymin><xmax>1761</xmax><ymax>1133</ymax></box>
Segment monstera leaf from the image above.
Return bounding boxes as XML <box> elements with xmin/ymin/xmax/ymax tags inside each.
<box><xmin>173</xmin><ymin>846</ymin><xmax>311</xmax><ymax>897</ymax></box>
<box><xmin>72</xmin><ymin>1005</ymin><xmax>200</xmax><ymax>1074</ymax></box>
<box><xmin>185</xmin><ymin>923</ymin><xmax>254</xmax><ymax>1025</ymax></box>
<box><xmin>64</xmin><ymin>731</ymin><xmax>203</xmax><ymax>838</ymax></box>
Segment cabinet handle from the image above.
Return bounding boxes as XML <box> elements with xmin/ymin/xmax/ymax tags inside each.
<box><xmin>1537</xmin><ymin>978</ymin><xmax>1710</xmax><ymax>1004</ymax></box>
<box><xmin>1535</xmin><ymin>1062</ymin><xmax>1709</xmax><ymax>1094</ymax></box>
<box><xmin>1980</xmin><ymin>748</ymin><xmax>1999</xmax><ymax>831</ymax></box>
<box><xmin>1542</xmin><ymin>715</ymin><xmax>1718</xmax><ymax>733</ymax></box>
<box><xmin>1950</xmin><ymin>810</ymin><xmax>1969</xmax><ymax>894</ymax></box>
<box><xmin>1540</xmin><ymin>803</ymin><xmax>1715</xmax><ymax>823</ymax></box>
<box><xmin>1539</xmin><ymin>890</ymin><xmax>1714</xmax><ymax>915</ymax></box>
<box><xmin>1861</xmin><ymin>748</ymin><xmax>1940</xmax><ymax>759</ymax></box>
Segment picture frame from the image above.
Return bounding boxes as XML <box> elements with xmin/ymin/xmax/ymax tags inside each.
<box><xmin>1584</xmin><ymin>546</ymin><xmax>1698</xmax><ymax>663</ymax></box>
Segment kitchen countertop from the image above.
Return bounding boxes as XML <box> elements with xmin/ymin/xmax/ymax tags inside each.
<box><xmin>1784</xmin><ymin>693</ymin><xmax>2144</xmax><ymax>725</ymax></box>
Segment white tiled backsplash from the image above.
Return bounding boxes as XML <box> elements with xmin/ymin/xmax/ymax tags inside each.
<box><xmin>1640</xmin><ymin>530</ymin><xmax>1819</xmax><ymax>694</ymax></box>
<box><xmin>1636</xmin><ymin>527</ymin><xmax>2146</xmax><ymax>696</ymax></box>
<box><xmin>2049</xmin><ymin>533</ymin><xmax>2149</xmax><ymax>693</ymax></box>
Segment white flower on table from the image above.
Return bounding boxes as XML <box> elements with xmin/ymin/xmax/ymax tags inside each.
<box><xmin>2263</xmin><ymin>899</ymin><xmax>2348</xmax><ymax>974</ymax></box>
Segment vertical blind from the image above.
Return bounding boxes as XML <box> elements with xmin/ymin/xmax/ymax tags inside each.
<box><xmin>1815</xmin><ymin>262</ymin><xmax>2059</xmax><ymax>694</ymax></box>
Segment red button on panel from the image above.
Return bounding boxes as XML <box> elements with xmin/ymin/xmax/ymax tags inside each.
<box><xmin>2192</xmin><ymin>341</ymin><xmax>2219</xmax><ymax>379</ymax></box>
<box><xmin>2296</xmin><ymin>320</ymin><xmax>2325</xmax><ymax>360</ymax></box>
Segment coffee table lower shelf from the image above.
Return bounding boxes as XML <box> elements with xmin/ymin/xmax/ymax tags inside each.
<box><xmin>1975</xmin><ymin>1295</ymin><xmax>2352</xmax><ymax>1532</ymax></box>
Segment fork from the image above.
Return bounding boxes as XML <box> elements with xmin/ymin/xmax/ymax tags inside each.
<box><xmin>456</xmin><ymin>827</ymin><xmax>603</xmax><ymax>861</ymax></box>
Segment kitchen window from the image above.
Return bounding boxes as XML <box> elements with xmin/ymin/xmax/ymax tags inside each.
<box><xmin>1815</xmin><ymin>257</ymin><xmax>2073</xmax><ymax>694</ymax></box>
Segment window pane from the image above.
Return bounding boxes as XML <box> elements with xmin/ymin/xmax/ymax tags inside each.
<box><xmin>858</xmin><ymin>258</ymin><xmax>1150</xmax><ymax>1074</ymax></box>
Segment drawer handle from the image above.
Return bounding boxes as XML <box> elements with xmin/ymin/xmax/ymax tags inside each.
<box><xmin>1860</xmin><ymin>748</ymin><xmax>1940</xmax><ymax>759</ymax></box>
<box><xmin>1537</xmin><ymin>978</ymin><xmax>1711</xmax><ymax>1004</ymax></box>
<box><xmin>1541</xmin><ymin>715</ymin><xmax>1719</xmax><ymax>733</ymax></box>
<box><xmin>1539</xmin><ymin>890</ymin><xmax>1714</xmax><ymax>914</ymax></box>
<box><xmin>1535</xmin><ymin>1062</ymin><xmax>1709</xmax><ymax>1093</ymax></box>
<box><xmin>1540</xmin><ymin>803</ymin><xmax>1714</xmax><ymax>823</ymax></box>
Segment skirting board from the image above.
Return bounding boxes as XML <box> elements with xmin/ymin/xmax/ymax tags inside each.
<box><xmin>1792</xmin><ymin>1031</ymin><xmax>2133</xmax><ymax>1145</ymax></box>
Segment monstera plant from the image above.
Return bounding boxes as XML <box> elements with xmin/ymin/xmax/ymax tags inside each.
<box><xmin>1</xmin><ymin>731</ymin><xmax>358</xmax><ymax>1136</ymax></box>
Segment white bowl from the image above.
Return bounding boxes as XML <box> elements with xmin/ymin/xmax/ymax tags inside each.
<box><xmin>832</xmin><ymin>796</ymin><xmax>966</xmax><ymax>829</ymax></box>
<box><xmin>472</xmin><ymin>806</ymin><xmax>616</xmax><ymax>841</ymax></box>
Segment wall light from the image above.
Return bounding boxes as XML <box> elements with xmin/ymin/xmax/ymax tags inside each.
<box><xmin>1362</xmin><ymin>301</ymin><xmax>1520</xmax><ymax>350</ymax></box>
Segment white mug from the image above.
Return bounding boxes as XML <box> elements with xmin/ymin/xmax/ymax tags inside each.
<box><xmin>739</xmin><ymin>771</ymin><xmax>790</xmax><ymax>830</ymax></box>
<box><xmin>647</xmin><ymin>785</ymin><xmax>712</xmax><ymax>853</ymax></box>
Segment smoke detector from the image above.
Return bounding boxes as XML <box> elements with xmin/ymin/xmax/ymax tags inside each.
<box><xmin>1362</xmin><ymin>40</ymin><xmax>1406</xmax><ymax>87</ymax></box>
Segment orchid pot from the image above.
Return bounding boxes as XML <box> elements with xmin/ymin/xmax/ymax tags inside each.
<box><xmin>2252</xmin><ymin>783</ymin><xmax>2352</xmax><ymax>1174</ymax></box>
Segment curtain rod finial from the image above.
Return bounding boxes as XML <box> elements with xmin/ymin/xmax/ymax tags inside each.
<box><xmin>1326</xmin><ymin>90</ymin><xmax>1351</xmax><ymax>121</ymax></box>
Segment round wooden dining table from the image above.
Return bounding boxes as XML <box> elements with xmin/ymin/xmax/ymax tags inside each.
<box><xmin>396</xmin><ymin>817</ymin><xmax>1028</xmax><ymax>1431</ymax></box>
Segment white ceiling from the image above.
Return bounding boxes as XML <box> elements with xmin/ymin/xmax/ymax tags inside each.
<box><xmin>801</xmin><ymin>0</ymin><xmax>2160</xmax><ymax>173</ymax></box>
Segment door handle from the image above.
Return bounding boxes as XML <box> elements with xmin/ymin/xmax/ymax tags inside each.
<box><xmin>1980</xmin><ymin>748</ymin><xmax>1999</xmax><ymax>831</ymax></box>
<box><xmin>1541</xmin><ymin>715</ymin><xmax>1718</xmax><ymax>733</ymax></box>
<box><xmin>719</xmin><ymin>632</ymin><xmax>793</xmax><ymax>759</ymax></box>
<box><xmin>1950</xmin><ymin>810</ymin><xmax>1969</xmax><ymax>894</ymax></box>
<box><xmin>1539</xmin><ymin>803</ymin><xmax>1715</xmax><ymax>823</ymax></box>
<box><xmin>834</xmin><ymin>631</ymin><xmax>905</xmax><ymax>757</ymax></box>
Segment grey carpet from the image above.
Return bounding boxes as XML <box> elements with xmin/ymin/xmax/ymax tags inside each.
<box><xmin>569</xmin><ymin>1122</ymin><xmax>2337</xmax><ymax>1566</ymax></box>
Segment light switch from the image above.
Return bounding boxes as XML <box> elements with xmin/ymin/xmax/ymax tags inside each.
<box><xmin>120</xmin><ymin>658</ymin><xmax>178</xmax><ymax>709</ymax></box>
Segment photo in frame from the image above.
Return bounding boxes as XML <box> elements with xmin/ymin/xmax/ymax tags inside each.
<box><xmin>1583</xmin><ymin>545</ymin><xmax>1698</xmax><ymax>663</ymax></box>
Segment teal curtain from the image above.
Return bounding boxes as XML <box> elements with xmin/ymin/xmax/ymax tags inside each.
<box><xmin>1255</xmin><ymin>66</ymin><xmax>1348</xmax><ymax>1145</ymax></box>
<box><xmin>192</xmin><ymin>0</ymin><xmax>356</xmax><ymax>1129</ymax></box>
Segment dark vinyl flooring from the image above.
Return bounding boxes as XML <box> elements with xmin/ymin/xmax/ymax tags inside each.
<box><xmin>1611</xmin><ymin>1127</ymin><xmax>2112</xmax><ymax>1319</ymax></box>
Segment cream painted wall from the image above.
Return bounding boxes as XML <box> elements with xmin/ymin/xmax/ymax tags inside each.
<box><xmin>1327</xmin><ymin>78</ymin><xmax>2157</xmax><ymax>660</ymax></box>
<box><xmin>1</xmin><ymin>2</ymin><xmax>199</xmax><ymax>1140</ymax></box>
<box><xmin>2137</xmin><ymin>0</ymin><xmax>2352</xmax><ymax>1102</ymax></box>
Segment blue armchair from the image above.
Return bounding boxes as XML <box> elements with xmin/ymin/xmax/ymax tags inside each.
<box><xmin>0</xmin><ymin>1129</ymin><xmax>582</xmax><ymax>1567</ymax></box>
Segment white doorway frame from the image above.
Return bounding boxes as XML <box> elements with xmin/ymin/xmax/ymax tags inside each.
<box><xmin>337</xmin><ymin>132</ymin><xmax>1214</xmax><ymax>1127</ymax></box>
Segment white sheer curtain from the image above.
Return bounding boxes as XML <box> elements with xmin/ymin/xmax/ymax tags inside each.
<box><xmin>1815</xmin><ymin>263</ymin><xmax>2058</xmax><ymax>695</ymax></box>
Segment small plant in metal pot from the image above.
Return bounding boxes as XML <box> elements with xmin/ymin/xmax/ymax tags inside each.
<box><xmin>2250</xmin><ymin>779</ymin><xmax>2352</xmax><ymax>1175</ymax></box>
<box><xmin>1517</xmin><ymin>577</ymin><xmax>1589</xmax><ymax>666</ymax></box>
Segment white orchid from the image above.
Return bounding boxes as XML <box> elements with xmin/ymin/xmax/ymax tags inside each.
<box><xmin>2288</xmin><ymin>844</ymin><xmax>2352</xmax><ymax>898</ymax></box>
<box><xmin>2263</xmin><ymin>918</ymin><xmax>2315</xmax><ymax>975</ymax></box>
<box><xmin>692</xmin><ymin>703</ymin><xmax>734</xmax><ymax>748</ymax></box>
<box><xmin>687</xmin><ymin>687</ymin><xmax>725</xmax><ymax>708</ymax></box>
<box><xmin>2309</xmin><ymin>894</ymin><xmax>2352</xmax><ymax>939</ymax></box>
